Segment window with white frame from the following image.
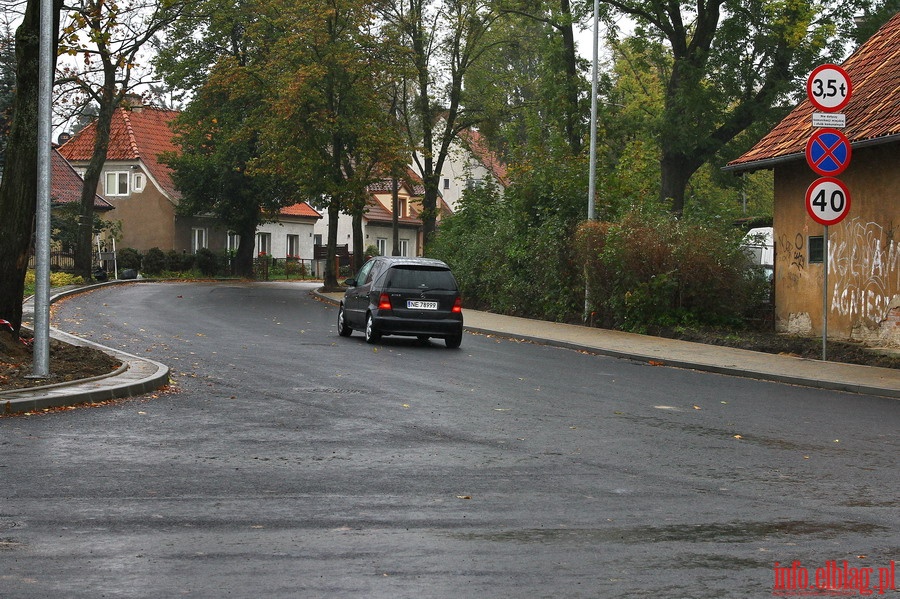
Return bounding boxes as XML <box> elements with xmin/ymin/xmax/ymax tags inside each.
<box><xmin>192</xmin><ymin>228</ymin><xmax>208</xmax><ymax>253</ymax></box>
<box><xmin>399</xmin><ymin>239</ymin><xmax>409</xmax><ymax>257</ymax></box>
<box><xmin>227</xmin><ymin>232</ymin><xmax>240</xmax><ymax>252</ymax></box>
<box><xmin>286</xmin><ymin>234</ymin><xmax>300</xmax><ymax>258</ymax></box>
<box><xmin>105</xmin><ymin>171</ymin><xmax>129</xmax><ymax>196</ymax></box>
<box><xmin>398</xmin><ymin>197</ymin><xmax>408</xmax><ymax>218</ymax></box>
<box><xmin>132</xmin><ymin>171</ymin><xmax>145</xmax><ymax>192</ymax></box>
<box><xmin>256</xmin><ymin>232</ymin><xmax>272</xmax><ymax>256</ymax></box>
<box><xmin>376</xmin><ymin>238</ymin><xmax>387</xmax><ymax>256</ymax></box>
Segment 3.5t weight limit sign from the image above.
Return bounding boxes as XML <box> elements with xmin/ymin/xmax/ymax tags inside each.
<box><xmin>806</xmin><ymin>177</ymin><xmax>851</xmax><ymax>226</ymax></box>
<box><xmin>807</xmin><ymin>64</ymin><xmax>852</xmax><ymax>112</ymax></box>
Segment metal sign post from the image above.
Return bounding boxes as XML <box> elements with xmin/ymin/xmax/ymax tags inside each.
<box><xmin>806</xmin><ymin>63</ymin><xmax>852</xmax><ymax>362</ymax></box>
<box><xmin>823</xmin><ymin>226</ymin><xmax>828</xmax><ymax>361</ymax></box>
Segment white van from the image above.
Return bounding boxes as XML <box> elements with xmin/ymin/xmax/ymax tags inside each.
<box><xmin>742</xmin><ymin>227</ymin><xmax>774</xmax><ymax>280</ymax></box>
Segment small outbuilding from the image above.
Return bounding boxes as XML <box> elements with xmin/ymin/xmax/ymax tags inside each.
<box><xmin>726</xmin><ymin>12</ymin><xmax>900</xmax><ymax>345</ymax></box>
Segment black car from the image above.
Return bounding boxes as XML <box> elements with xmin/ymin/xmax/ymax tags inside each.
<box><xmin>338</xmin><ymin>257</ymin><xmax>464</xmax><ymax>348</ymax></box>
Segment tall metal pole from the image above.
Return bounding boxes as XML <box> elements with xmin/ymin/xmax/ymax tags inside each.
<box><xmin>32</xmin><ymin>0</ymin><xmax>53</xmax><ymax>377</ymax></box>
<box><xmin>822</xmin><ymin>225</ymin><xmax>828</xmax><ymax>361</ymax></box>
<box><xmin>584</xmin><ymin>0</ymin><xmax>599</xmax><ymax>323</ymax></box>
<box><xmin>587</xmin><ymin>0</ymin><xmax>599</xmax><ymax>221</ymax></box>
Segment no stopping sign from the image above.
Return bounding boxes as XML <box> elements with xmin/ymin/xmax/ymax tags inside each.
<box><xmin>806</xmin><ymin>177</ymin><xmax>851</xmax><ymax>225</ymax></box>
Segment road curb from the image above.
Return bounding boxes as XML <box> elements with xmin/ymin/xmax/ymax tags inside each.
<box><xmin>313</xmin><ymin>287</ymin><xmax>900</xmax><ymax>399</ymax></box>
<box><xmin>2</xmin><ymin>281</ymin><xmax>169</xmax><ymax>415</ymax></box>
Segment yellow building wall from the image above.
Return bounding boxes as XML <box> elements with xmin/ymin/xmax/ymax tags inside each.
<box><xmin>108</xmin><ymin>187</ymin><xmax>177</xmax><ymax>251</ymax></box>
<box><xmin>773</xmin><ymin>143</ymin><xmax>900</xmax><ymax>344</ymax></box>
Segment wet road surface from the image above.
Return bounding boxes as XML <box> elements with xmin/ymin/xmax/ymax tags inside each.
<box><xmin>2</xmin><ymin>281</ymin><xmax>897</xmax><ymax>597</ymax></box>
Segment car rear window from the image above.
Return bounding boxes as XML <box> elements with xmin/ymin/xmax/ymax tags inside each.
<box><xmin>384</xmin><ymin>266</ymin><xmax>456</xmax><ymax>290</ymax></box>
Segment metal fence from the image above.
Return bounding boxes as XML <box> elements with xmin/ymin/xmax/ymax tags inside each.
<box><xmin>28</xmin><ymin>251</ymin><xmax>77</xmax><ymax>271</ymax></box>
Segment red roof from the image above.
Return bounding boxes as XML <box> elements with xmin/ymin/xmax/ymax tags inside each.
<box><xmin>364</xmin><ymin>196</ymin><xmax>423</xmax><ymax>226</ymax></box>
<box><xmin>51</xmin><ymin>148</ymin><xmax>113</xmax><ymax>210</ymax></box>
<box><xmin>58</xmin><ymin>105</ymin><xmax>181</xmax><ymax>199</ymax></box>
<box><xmin>278</xmin><ymin>202</ymin><xmax>321</xmax><ymax>218</ymax></box>
<box><xmin>728</xmin><ymin>12</ymin><xmax>900</xmax><ymax>171</ymax></box>
<box><xmin>457</xmin><ymin>128</ymin><xmax>509</xmax><ymax>186</ymax></box>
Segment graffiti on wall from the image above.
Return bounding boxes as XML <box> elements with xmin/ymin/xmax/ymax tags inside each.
<box><xmin>777</xmin><ymin>232</ymin><xmax>807</xmax><ymax>282</ymax></box>
<box><xmin>829</xmin><ymin>217</ymin><xmax>900</xmax><ymax>322</ymax></box>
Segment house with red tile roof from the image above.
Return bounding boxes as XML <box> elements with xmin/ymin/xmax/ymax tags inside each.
<box><xmin>57</xmin><ymin>97</ymin><xmax>322</xmax><ymax>261</ymax></box>
<box><xmin>50</xmin><ymin>147</ymin><xmax>112</xmax><ymax>212</ymax></box>
<box><xmin>726</xmin><ymin>12</ymin><xmax>900</xmax><ymax>344</ymax></box>
<box><xmin>412</xmin><ymin>126</ymin><xmax>508</xmax><ymax>214</ymax></box>
<box><xmin>312</xmin><ymin>168</ymin><xmax>453</xmax><ymax>259</ymax></box>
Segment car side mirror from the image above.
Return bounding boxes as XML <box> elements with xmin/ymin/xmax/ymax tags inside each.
<box><xmin>344</xmin><ymin>278</ymin><xmax>357</xmax><ymax>287</ymax></box>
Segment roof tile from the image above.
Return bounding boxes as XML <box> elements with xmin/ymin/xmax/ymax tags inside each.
<box><xmin>729</xmin><ymin>12</ymin><xmax>900</xmax><ymax>170</ymax></box>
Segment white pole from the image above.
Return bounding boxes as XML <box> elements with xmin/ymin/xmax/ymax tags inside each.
<box><xmin>587</xmin><ymin>0</ymin><xmax>599</xmax><ymax>221</ymax></box>
<box><xmin>31</xmin><ymin>0</ymin><xmax>53</xmax><ymax>377</ymax></box>
<box><xmin>584</xmin><ymin>0</ymin><xmax>599</xmax><ymax>323</ymax></box>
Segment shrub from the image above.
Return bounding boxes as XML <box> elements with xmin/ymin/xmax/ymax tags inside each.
<box><xmin>117</xmin><ymin>247</ymin><xmax>142</xmax><ymax>271</ymax></box>
<box><xmin>576</xmin><ymin>211</ymin><xmax>767</xmax><ymax>331</ymax></box>
<box><xmin>166</xmin><ymin>249</ymin><xmax>194</xmax><ymax>272</ymax></box>
<box><xmin>142</xmin><ymin>247</ymin><xmax>167</xmax><ymax>275</ymax></box>
<box><xmin>195</xmin><ymin>248</ymin><xmax>221</xmax><ymax>276</ymax></box>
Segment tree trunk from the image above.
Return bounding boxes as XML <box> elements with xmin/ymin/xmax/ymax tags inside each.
<box><xmin>74</xmin><ymin>82</ymin><xmax>119</xmax><ymax>280</ymax></box>
<box><xmin>0</xmin><ymin>0</ymin><xmax>61</xmax><ymax>334</ymax></box>
<box><xmin>324</xmin><ymin>204</ymin><xmax>340</xmax><ymax>290</ymax></box>
<box><xmin>659</xmin><ymin>151</ymin><xmax>698</xmax><ymax>217</ymax></box>
<box><xmin>558</xmin><ymin>0</ymin><xmax>582</xmax><ymax>156</ymax></box>
<box><xmin>233</xmin><ymin>224</ymin><xmax>256</xmax><ymax>278</ymax></box>
<box><xmin>391</xmin><ymin>176</ymin><xmax>400</xmax><ymax>255</ymax></box>
<box><xmin>352</xmin><ymin>211</ymin><xmax>364</xmax><ymax>272</ymax></box>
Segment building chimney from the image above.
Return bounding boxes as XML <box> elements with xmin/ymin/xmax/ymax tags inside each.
<box><xmin>123</xmin><ymin>93</ymin><xmax>144</xmax><ymax>112</ymax></box>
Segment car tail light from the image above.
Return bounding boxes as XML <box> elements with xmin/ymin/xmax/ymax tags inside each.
<box><xmin>378</xmin><ymin>293</ymin><xmax>392</xmax><ymax>311</ymax></box>
<box><xmin>452</xmin><ymin>296</ymin><xmax>462</xmax><ymax>313</ymax></box>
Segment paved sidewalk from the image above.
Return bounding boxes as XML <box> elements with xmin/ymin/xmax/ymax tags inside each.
<box><xmin>3</xmin><ymin>283</ymin><xmax>897</xmax><ymax>416</ymax></box>
<box><xmin>319</xmin><ymin>290</ymin><xmax>900</xmax><ymax>399</ymax></box>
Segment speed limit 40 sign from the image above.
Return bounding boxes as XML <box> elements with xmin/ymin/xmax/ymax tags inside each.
<box><xmin>806</xmin><ymin>177</ymin><xmax>851</xmax><ymax>226</ymax></box>
<box><xmin>807</xmin><ymin>64</ymin><xmax>852</xmax><ymax>112</ymax></box>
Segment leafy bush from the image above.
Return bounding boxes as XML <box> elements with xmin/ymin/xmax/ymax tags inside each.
<box><xmin>117</xmin><ymin>247</ymin><xmax>142</xmax><ymax>271</ymax></box>
<box><xmin>166</xmin><ymin>249</ymin><xmax>194</xmax><ymax>272</ymax></box>
<box><xmin>430</xmin><ymin>177</ymin><xmax>582</xmax><ymax>321</ymax></box>
<box><xmin>575</xmin><ymin>211</ymin><xmax>768</xmax><ymax>331</ymax></box>
<box><xmin>195</xmin><ymin>248</ymin><xmax>221</xmax><ymax>276</ymax></box>
<box><xmin>142</xmin><ymin>247</ymin><xmax>167</xmax><ymax>275</ymax></box>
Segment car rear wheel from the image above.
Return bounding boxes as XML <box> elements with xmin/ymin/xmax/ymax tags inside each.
<box><xmin>445</xmin><ymin>333</ymin><xmax>462</xmax><ymax>349</ymax></box>
<box><xmin>337</xmin><ymin>305</ymin><xmax>352</xmax><ymax>337</ymax></box>
<box><xmin>365</xmin><ymin>313</ymin><xmax>381</xmax><ymax>343</ymax></box>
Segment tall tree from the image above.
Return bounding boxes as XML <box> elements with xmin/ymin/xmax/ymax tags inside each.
<box><xmin>490</xmin><ymin>0</ymin><xmax>590</xmax><ymax>156</ymax></box>
<box><xmin>162</xmin><ymin>58</ymin><xmax>291</xmax><ymax>278</ymax></box>
<box><xmin>255</xmin><ymin>0</ymin><xmax>409</xmax><ymax>285</ymax></box>
<box><xmin>0</xmin><ymin>0</ymin><xmax>63</xmax><ymax>337</ymax></box>
<box><xmin>380</xmin><ymin>0</ymin><xmax>500</xmax><ymax>249</ymax></box>
<box><xmin>55</xmin><ymin>0</ymin><xmax>183</xmax><ymax>279</ymax></box>
<box><xmin>0</xmin><ymin>18</ymin><xmax>18</xmax><ymax>176</ymax></box>
<box><xmin>597</xmin><ymin>0</ymin><xmax>856</xmax><ymax>215</ymax></box>
<box><xmin>155</xmin><ymin>0</ymin><xmax>273</xmax><ymax>277</ymax></box>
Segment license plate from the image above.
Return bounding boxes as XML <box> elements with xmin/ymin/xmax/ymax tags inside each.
<box><xmin>407</xmin><ymin>300</ymin><xmax>438</xmax><ymax>310</ymax></box>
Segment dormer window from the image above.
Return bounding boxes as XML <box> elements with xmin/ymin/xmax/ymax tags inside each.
<box><xmin>105</xmin><ymin>171</ymin><xmax>129</xmax><ymax>196</ymax></box>
<box><xmin>132</xmin><ymin>171</ymin><xmax>145</xmax><ymax>192</ymax></box>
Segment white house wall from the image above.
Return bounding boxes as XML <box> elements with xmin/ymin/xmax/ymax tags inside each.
<box><xmin>312</xmin><ymin>212</ymin><xmax>420</xmax><ymax>258</ymax></box>
<box><xmin>256</xmin><ymin>220</ymin><xmax>317</xmax><ymax>260</ymax></box>
<box><xmin>414</xmin><ymin>139</ymin><xmax>496</xmax><ymax>213</ymax></box>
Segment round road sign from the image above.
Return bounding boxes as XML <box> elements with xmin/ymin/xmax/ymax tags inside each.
<box><xmin>806</xmin><ymin>128</ymin><xmax>852</xmax><ymax>176</ymax></box>
<box><xmin>807</xmin><ymin>64</ymin><xmax>852</xmax><ymax>112</ymax></box>
<box><xmin>806</xmin><ymin>177</ymin><xmax>851</xmax><ymax>226</ymax></box>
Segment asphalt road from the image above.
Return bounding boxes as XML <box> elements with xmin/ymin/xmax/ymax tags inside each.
<box><xmin>2</xmin><ymin>281</ymin><xmax>897</xmax><ymax>598</ymax></box>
